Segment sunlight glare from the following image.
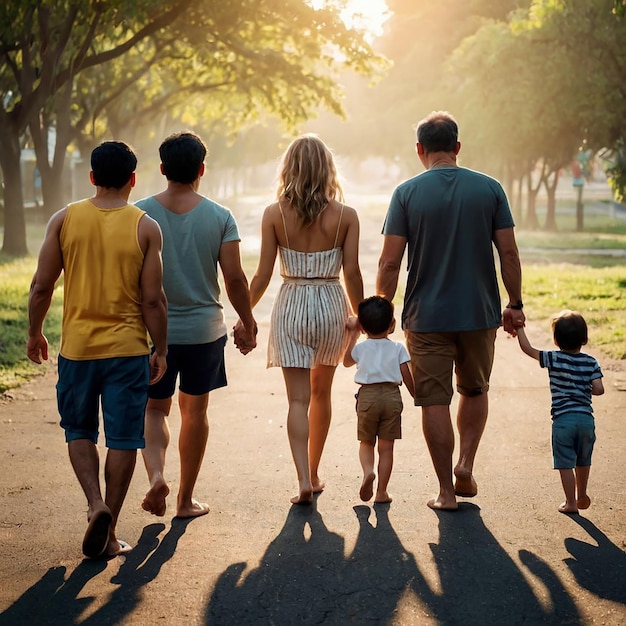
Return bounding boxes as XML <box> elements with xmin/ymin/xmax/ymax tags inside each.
<box><xmin>309</xmin><ymin>0</ymin><xmax>389</xmax><ymax>39</ymax></box>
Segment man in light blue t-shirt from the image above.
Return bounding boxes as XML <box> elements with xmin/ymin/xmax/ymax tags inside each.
<box><xmin>136</xmin><ymin>131</ymin><xmax>257</xmax><ymax>519</ymax></box>
<box><xmin>377</xmin><ymin>111</ymin><xmax>524</xmax><ymax>512</ymax></box>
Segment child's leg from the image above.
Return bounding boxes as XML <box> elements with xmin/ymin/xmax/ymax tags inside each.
<box><xmin>558</xmin><ymin>468</ymin><xmax>578</xmax><ymax>513</ymax></box>
<box><xmin>575</xmin><ymin>465</ymin><xmax>591</xmax><ymax>509</ymax></box>
<box><xmin>375</xmin><ymin>438</ymin><xmax>395</xmax><ymax>503</ymax></box>
<box><xmin>359</xmin><ymin>440</ymin><xmax>376</xmax><ymax>501</ymax></box>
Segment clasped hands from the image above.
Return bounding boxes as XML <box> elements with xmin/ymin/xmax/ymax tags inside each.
<box><xmin>232</xmin><ymin>319</ymin><xmax>258</xmax><ymax>355</ymax></box>
<box><xmin>502</xmin><ymin>307</ymin><xmax>525</xmax><ymax>336</ymax></box>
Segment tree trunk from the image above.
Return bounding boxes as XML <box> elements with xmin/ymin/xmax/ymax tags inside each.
<box><xmin>543</xmin><ymin>170</ymin><xmax>560</xmax><ymax>232</ymax></box>
<box><xmin>0</xmin><ymin>125</ymin><xmax>28</xmax><ymax>256</ymax></box>
<box><xmin>524</xmin><ymin>177</ymin><xmax>540</xmax><ymax>230</ymax></box>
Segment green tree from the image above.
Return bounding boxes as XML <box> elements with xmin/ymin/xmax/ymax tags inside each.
<box><xmin>0</xmin><ymin>0</ymin><xmax>381</xmax><ymax>256</ymax></box>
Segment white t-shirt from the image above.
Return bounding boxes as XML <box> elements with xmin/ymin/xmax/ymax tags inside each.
<box><xmin>351</xmin><ymin>338</ymin><xmax>411</xmax><ymax>385</ymax></box>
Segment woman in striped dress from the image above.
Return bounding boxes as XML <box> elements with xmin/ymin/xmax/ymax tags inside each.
<box><xmin>237</xmin><ymin>134</ymin><xmax>363</xmax><ymax>504</ymax></box>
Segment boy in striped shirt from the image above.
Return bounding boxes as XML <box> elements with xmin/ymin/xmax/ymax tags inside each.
<box><xmin>515</xmin><ymin>310</ymin><xmax>604</xmax><ymax>514</ymax></box>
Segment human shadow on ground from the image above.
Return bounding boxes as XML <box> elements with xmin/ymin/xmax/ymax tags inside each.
<box><xmin>420</xmin><ymin>503</ymin><xmax>581</xmax><ymax>625</ymax></box>
<box><xmin>561</xmin><ymin>515</ymin><xmax>626</xmax><ymax>606</ymax></box>
<box><xmin>0</xmin><ymin>519</ymin><xmax>191</xmax><ymax>625</ymax></box>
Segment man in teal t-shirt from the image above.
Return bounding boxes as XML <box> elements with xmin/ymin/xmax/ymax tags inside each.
<box><xmin>136</xmin><ymin>131</ymin><xmax>257</xmax><ymax>519</ymax></box>
<box><xmin>376</xmin><ymin>111</ymin><xmax>524</xmax><ymax>511</ymax></box>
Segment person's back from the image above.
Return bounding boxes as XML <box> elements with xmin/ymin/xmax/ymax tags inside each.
<box><xmin>60</xmin><ymin>199</ymin><xmax>148</xmax><ymax>359</ymax></box>
<box><xmin>387</xmin><ymin>166</ymin><xmax>512</xmax><ymax>333</ymax></box>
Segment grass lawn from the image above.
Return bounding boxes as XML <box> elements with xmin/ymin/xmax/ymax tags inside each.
<box><xmin>1</xmin><ymin>210</ymin><xmax>625</xmax><ymax>392</ymax></box>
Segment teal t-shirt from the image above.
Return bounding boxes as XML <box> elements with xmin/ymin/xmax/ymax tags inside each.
<box><xmin>382</xmin><ymin>166</ymin><xmax>514</xmax><ymax>333</ymax></box>
<box><xmin>136</xmin><ymin>196</ymin><xmax>240</xmax><ymax>344</ymax></box>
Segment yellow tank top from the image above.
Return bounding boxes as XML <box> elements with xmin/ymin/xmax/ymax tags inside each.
<box><xmin>59</xmin><ymin>199</ymin><xmax>150</xmax><ymax>360</ymax></box>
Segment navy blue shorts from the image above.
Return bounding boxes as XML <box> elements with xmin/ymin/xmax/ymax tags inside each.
<box><xmin>149</xmin><ymin>335</ymin><xmax>228</xmax><ymax>399</ymax></box>
<box><xmin>56</xmin><ymin>355</ymin><xmax>149</xmax><ymax>449</ymax></box>
<box><xmin>552</xmin><ymin>412</ymin><xmax>596</xmax><ymax>469</ymax></box>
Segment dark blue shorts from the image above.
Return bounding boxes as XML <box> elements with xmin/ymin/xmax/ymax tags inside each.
<box><xmin>552</xmin><ymin>412</ymin><xmax>596</xmax><ymax>469</ymax></box>
<box><xmin>56</xmin><ymin>355</ymin><xmax>149</xmax><ymax>449</ymax></box>
<box><xmin>149</xmin><ymin>335</ymin><xmax>228</xmax><ymax>399</ymax></box>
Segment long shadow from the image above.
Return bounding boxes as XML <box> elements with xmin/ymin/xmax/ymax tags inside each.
<box><xmin>413</xmin><ymin>503</ymin><xmax>582</xmax><ymax>625</ymax></box>
<box><xmin>205</xmin><ymin>501</ymin><xmax>424</xmax><ymax>624</ymax></box>
<box><xmin>562</xmin><ymin>515</ymin><xmax>626</xmax><ymax>605</ymax></box>
<box><xmin>0</xmin><ymin>519</ymin><xmax>191</xmax><ymax>625</ymax></box>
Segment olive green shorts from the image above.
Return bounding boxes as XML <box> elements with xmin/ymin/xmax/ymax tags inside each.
<box><xmin>356</xmin><ymin>383</ymin><xmax>403</xmax><ymax>441</ymax></box>
<box><xmin>405</xmin><ymin>328</ymin><xmax>497</xmax><ymax>406</ymax></box>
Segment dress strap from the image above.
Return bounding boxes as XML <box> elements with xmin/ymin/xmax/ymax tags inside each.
<box><xmin>278</xmin><ymin>200</ymin><xmax>290</xmax><ymax>249</ymax></box>
<box><xmin>333</xmin><ymin>203</ymin><xmax>344</xmax><ymax>248</ymax></box>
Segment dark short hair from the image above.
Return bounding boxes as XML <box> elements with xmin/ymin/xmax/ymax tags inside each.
<box><xmin>551</xmin><ymin>310</ymin><xmax>588</xmax><ymax>351</ymax></box>
<box><xmin>159</xmin><ymin>131</ymin><xmax>207</xmax><ymax>184</ymax></box>
<box><xmin>90</xmin><ymin>141</ymin><xmax>137</xmax><ymax>189</ymax></box>
<box><xmin>416</xmin><ymin>111</ymin><xmax>458</xmax><ymax>152</ymax></box>
<box><xmin>358</xmin><ymin>296</ymin><xmax>394</xmax><ymax>335</ymax></box>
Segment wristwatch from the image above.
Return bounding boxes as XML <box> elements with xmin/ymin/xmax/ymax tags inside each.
<box><xmin>508</xmin><ymin>301</ymin><xmax>524</xmax><ymax>310</ymax></box>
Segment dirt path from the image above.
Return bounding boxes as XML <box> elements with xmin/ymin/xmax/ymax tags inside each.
<box><xmin>1</xmin><ymin>198</ymin><xmax>625</xmax><ymax>625</ymax></box>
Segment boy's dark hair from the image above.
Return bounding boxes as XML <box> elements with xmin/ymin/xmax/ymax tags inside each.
<box><xmin>159</xmin><ymin>131</ymin><xmax>207</xmax><ymax>184</ymax></box>
<box><xmin>90</xmin><ymin>141</ymin><xmax>137</xmax><ymax>189</ymax></box>
<box><xmin>416</xmin><ymin>110</ymin><xmax>458</xmax><ymax>153</ymax></box>
<box><xmin>358</xmin><ymin>296</ymin><xmax>394</xmax><ymax>336</ymax></box>
<box><xmin>551</xmin><ymin>310</ymin><xmax>588</xmax><ymax>351</ymax></box>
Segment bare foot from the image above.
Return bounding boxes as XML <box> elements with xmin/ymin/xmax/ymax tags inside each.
<box><xmin>106</xmin><ymin>538</ymin><xmax>133</xmax><ymax>557</ymax></box>
<box><xmin>141</xmin><ymin>478</ymin><xmax>170</xmax><ymax>517</ymax></box>
<box><xmin>312</xmin><ymin>480</ymin><xmax>325</xmax><ymax>494</ymax></box>
<box><xmin>577</xmin><ymin>494</ymin><xmax>591</xmax><ymax>510</ymax></box>
<box><xmin>290</xmin><ymin>486</ymin><xmax>313</xmax><ymax>505</ymax></box>
<box><xmin>558</xmin><ymin>502</ymin><xmax>579</xmax><ymax>514</ymax></box>
<box><xmin>427</xmin><ymin>496</ymin><xmax>458</xmax><ymax>511</ymax></box>
<box><xmin>82</xmin><ymin>505</ymin><xmax>113</xmax><ymax>559</ymax></box>
<box><xmin>359</xmin><ymin>472</ymin><xmax>376</xmax><ymax>502</ymax></box>
<box><xmin>453</xmin><ymin>469</ymin><xmax>478</xmax><ymax>497</ymax></box>
<box><xmin>374</xmin><ymin>491</ymin><xmax>392</xmax><ymax>504</ymax></box>
<box><xmin>176</xmin><ymin>499</ymin><xmax>210</xmax><ymax>519</ymax></box>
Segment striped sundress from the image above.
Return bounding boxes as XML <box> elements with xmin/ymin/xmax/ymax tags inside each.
<box><xmin>267</xmin><ymin>205</ymin><xmax>351</xmax><ymax>368</ymax></box>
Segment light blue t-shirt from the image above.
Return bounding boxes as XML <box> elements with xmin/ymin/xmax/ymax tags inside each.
<box><xmin>382</xmin><ymin>166</ymin><xmax>514</xmax><ymax>333</ymax></box>
<box><xmin>136</xmin><ymin>196</ymin><xmax>240</xmax><ymax>344</ymax></box>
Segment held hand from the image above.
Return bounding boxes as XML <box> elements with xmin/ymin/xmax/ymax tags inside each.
<box><xmin>26</xmin><ymin>333</ymin><xmax>49</xmax><ymax>364</ymax></box>
<box><xmin>149</xmin><ymin>352</ymin><xmax>168</xmax><ymax>385</ymax></box>
<box><xmin>502</xmin><ymin>307</ymin><xmax>525</xmax><ymax>337</ymax></box>
<box><xmin>346</xmin><ymin>316</ymin><xmax>360</xmax><ymax>332</ymax></box>
<box><xmin>233</xmin><ymin>319</ymin><xmax>258</xmax><ymax>355</ymax></box>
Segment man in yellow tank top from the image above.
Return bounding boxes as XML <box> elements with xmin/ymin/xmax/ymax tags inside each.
<box><xmin>27</xmin><ymin>141</ymin><xmax>168</xmax><ymax>558</ymax></box>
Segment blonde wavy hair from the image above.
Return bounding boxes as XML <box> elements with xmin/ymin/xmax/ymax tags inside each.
<box><xmin>277</xmin><ymin>134</ymin><xmax>344</xmax><ymax>226</ymax></box>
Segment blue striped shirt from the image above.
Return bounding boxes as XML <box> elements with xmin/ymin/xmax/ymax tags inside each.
<box><xmin>539</xmin><ymin>350</ymin><xmax>603</xmax><ymax>419</ymax></box>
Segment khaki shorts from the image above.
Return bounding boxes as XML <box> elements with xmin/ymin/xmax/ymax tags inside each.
<box><xmin>356</xmin><ymin>383</ymin><xmax>403</xmax><ymax>441</ymax></box>
<box><xmin>405</xmin><ymin>328</ymin><xmax>497</xmax><ymax>406</ymax></box>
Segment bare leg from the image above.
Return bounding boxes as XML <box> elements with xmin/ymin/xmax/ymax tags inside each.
<box><xmin>454</xmin><ymin>393</ymin><xmax>488</xmax><ymax>497</ymax></box>
<box><xmin>575</xmin><ymin>465</ymin><xmax>591</xmax><ymax>509</ymax></box>
<box><xmin>558</xmin><ymin>468</ymin><xmax>578</xmax><ymax>513</ymax></box>
<box><xmin>358</xmin><ymin>440</ymin><xmax>376</xmax><ymax>501</ymax></box>
<box><xmin>176</xmin><ymin>391</ymin><xmax>210</xmax><ymax>518</ymax></box>
<box><xmin>309</xmin><ymin>365</ymin><xmax>336</xmax><ymax>492</ymax></box>
<box><xmin>422</xmin><ymin>405</ymin><xmax>457</xmax><ymax>510</ymax></box>
<box><xmin>68</xmin><ymin>439</ymin><xmax>112</xmax><ymax>557</ymax></box>
<box><xmin>282</xmin><ymin>367</ymin><xmax>313</xmax><ymax>504</ymax></box>
<box><xmin>375</xmin><ymin>439</ymin><xmax>394</xmax><ymax>503</ymax></box>
<box><xmin>103</xmin><ymin>448</ymin><xmax>137</xmax><ymax>555</ymax></box>
<box><xmin>141</xmin><ymin>397</ymin><xmax>172</xmax><ymax>516</ymax></box>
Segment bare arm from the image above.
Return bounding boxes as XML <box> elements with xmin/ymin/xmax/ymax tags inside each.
<box><xmin>341</xmin><ymin>210</ymin><xmax>364</xmax><ymax>314</ymax></box>
<box><xmin>591</xmin><ymin>378</ymin><xmax>604</xmax><ymax>396</ymax></box>
<box><xmin>516</xmin><ymin>326</ymin><xmax>540</xmax><ymax>361</ymax></box>
<box><xmin>400</xmin><ymin>361</ymin><xmax>415</xmax><ymax>398</ymax></box>
<box><xmin>248</xmin><ymin>206</ymin><xmax>279</xmax><ymax>308</ymax></box>
<box><xmin>376</xmin><ymin>235</ymin><xmax>406</xmax><ymax>302</ymax></box>
<box><xmin>27</xmin><ymin>210</ymin><xmax>66</xmax><ymax>363</ymax></box>
<box><xmin>138</xmin><ymin>215</ymin><xmax>168</xmax><ymax>383</ymax></box>
<box><xmin>343</xmin><ymin>317</ymin><xmax>360</xmax><ymax>367</ymax></box>
<box><xmin>493</xmin><ymin>227</ymin><xmax>525</xmax><ymax>334</ymax></box>
<box><xmin>219</xmin><ymin>239</ymin><xmax>258</xmax><ymax>351</ymax></box>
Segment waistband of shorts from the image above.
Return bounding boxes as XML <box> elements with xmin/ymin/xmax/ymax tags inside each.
<box><xmin>282</xmin><ymin>277</ymin><xmax>340</xmax><ymax>285</ymax></box>
<box><xmin>358</xmin><ymin>382</ymin><xmax>401</xmax><ymax>389</ymax></box>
